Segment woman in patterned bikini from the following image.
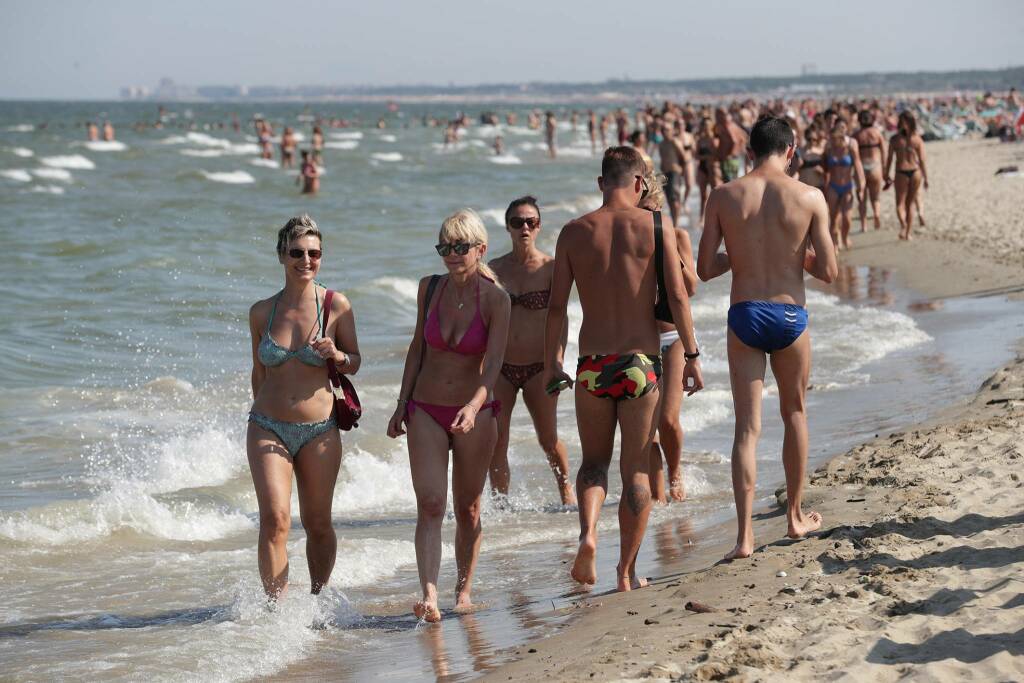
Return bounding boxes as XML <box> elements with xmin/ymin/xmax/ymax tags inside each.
<box><xmin>488</xmin><ymin>197</ymin><xmax>576</xmax><ymax>506</ymax></box>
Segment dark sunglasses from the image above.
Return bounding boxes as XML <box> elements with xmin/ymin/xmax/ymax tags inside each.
<box><xmin>288</xmin><ymin>248</ymin><xmax>322</xmax><ymax>260</ymax></box>
<box><xmin>508</xmin><ymin>216</ymin><xmax>540</xmax><ymax>230</ymax></box>
<box><xmin>636</xmin><ymin>175</ymin><xmax>650</xmax><ymax>200</ymax></box>
<box><xmin>435</xmin><ymin>242</ymin><xmax>478</xmax><ymax>257</ymax></box>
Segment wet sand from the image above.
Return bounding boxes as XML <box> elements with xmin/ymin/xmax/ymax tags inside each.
<box><xmin>481</xmin><ymin>139</ymin><xmax>1024</xmax><ymax>681</ymax></box>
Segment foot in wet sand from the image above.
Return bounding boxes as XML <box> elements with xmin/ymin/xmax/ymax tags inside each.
<box><xmin>787</xmin><ymin>510</ymin><xmax>823</xmax><ymax>539</ymax></box>
<box><xmin>570</xmin><ymin>536</ymin><xmax>597</xmax><ymax>585</ymax></box>
<box><xmin>454</xmin><ymin>591</ymin><xmax>475</xmax><ymax>613</ymax></box>
<box><xmin>723</xmin><ymin>541</ymin><xmax>754</xmax><ymax>561</ymax></box>
<box><xmin>414</xmin><ymin>600</ymin><xmax>442</xmax><ymax>623</ymax></box>
<box><xmin>560</xmin><ymin>484</ymin><xmax>578</xmax><ymax>507</ymax></box>
<box><xmin>616</xmin><ymin>564</ymin><xmax>649</xmax><ymax>592</ymax></box>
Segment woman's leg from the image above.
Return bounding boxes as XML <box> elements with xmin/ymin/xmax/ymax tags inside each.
<box><xmin>521</xmin><ymin>372</ymin><xmax>576</xmax><ymax>506</ymax></box>
<box><xmin>825</xmin><ymin>186</ymin><xmax>841</xmax><ymax>251</ymax></box>
<box><xmin>408</xmin><ymin>409</ymin><xmax>452</xmax><ymax>621</ymax></box>
<box><xmin>451</xmin><ymin>411</ymin><xmax>498</xmax><ymax>609</ymax></box>
<box><xmin>294</xmin><ymin>428</ymin><xmax>343</xmax><ymax>594</ymax></box>
<box><xmin>894</xmin><ymin>173</ymin><xmax>910</xmax><ymax>238</ymax></box>
<box><xmin>488</xmin><ymin>374</ymin><xmax>517</xmax><ymax>499</ymax></box>
<box><xmin>906</xmin><ymin>172</ymin><xmax>924</xmax><ymax>238</ymax></box>
<box><xmin>247</xmin><ymin>422</ymin><xmax>294</xmax><ymax>599</ymax></box>
<box><xmin>840</xmin><ymin>191</ymin><xmax>854</xmax><ymax>249</ymax></box>
<box><xmin>658</xmin><ymin>341</ymin><xmax>686</xmax><ymax>502</ymax></box>
<box><xmin>867</xmin><ymin>171</ymin><xmax>883</xmax><ymax>229</ymax></box>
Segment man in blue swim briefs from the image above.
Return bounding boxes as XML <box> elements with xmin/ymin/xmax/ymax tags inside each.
<box><xmin>544</xmin><ymin>146</ymin><xmax>704</xmax><ymax>592</ymax></box>
<box><xmin>697</xmin><ymin>116</ymin><xmax>838</xmax><ymax>561</ymax></box>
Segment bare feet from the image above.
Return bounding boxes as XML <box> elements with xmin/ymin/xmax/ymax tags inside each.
<box><xmin>570</xmin><ymin>536</ymin><xmax>597</xmax><ymax>585</ymax></box>
<box><xmin>560</xmin><ymin>484</ymin><xmax>578</xmax><ymax>507</ymax></box>
<box><xmin>414</xmin><ymin>601</ymin><xmax>442</xmax><ymax>623</ymax></box>
<box><xmin>616</xmin><ymin>564</ymin><xmax>649</xmax><ymax>592</ymax></box>
<box><xmin>787</xmin><ymin>510</ymin><xmax>823</xmax><ymax>539</ymax></box>
<box><xmin>668</xmin><ymin>473</ymin><xmax>686</xmax><ymax>502</ymax></box>
<box><xmin>723</xmin><ymin>542</ymin><xmax>754</xmax><ymax>561</ymax></box>
<box><xmin>874</xmin><ymin>215</ymin><xmax>881</xmax><ymax>230</ymax></box>
<box><xmin>454</xmin><ymin>591</ymin><xmax>474</xmax><ymax>611</ymax></box>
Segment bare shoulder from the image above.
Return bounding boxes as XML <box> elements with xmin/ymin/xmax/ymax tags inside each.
<box><xmin>324</xmin><ymin>286</ymin><xmax>351</xmax><ymax>314</ymax></box>
<box><xmin>488</xmin><ymin>252</ymin><xmax>513</xmax><ymax>277</ymax></box>
<box><xmin>789</xmin><ymin>177</ymin><xmax>826</xmax><ymax>208</ymax></box>
<box><xmin>249</xmin><ymin>296</ymin><xmax>274</xmax><ymax>326</ymax></box>
<box><xmin>482</xmin><ymin>277</ymin><xmax>511</xmax><ymax>307</ymax></box>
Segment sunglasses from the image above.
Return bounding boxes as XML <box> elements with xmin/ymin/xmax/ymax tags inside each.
<box><xmin>288</xmin><ymin>248</ymin><xmax>322</xmax><ymax>260</ymax></box>
<box><xmin>508</xmin><ymin>216</ymin><xmax>540</xmax><ymax>230</ymax></box>
<box><xmin>435</xmin><ymin>242</ymin><xmax>478</xmax><ymax>257</ymax></box>
<box><xmin>636</xmin><ymin>175</ymin><xmax>650</xmax><ymax>200</ymax></box>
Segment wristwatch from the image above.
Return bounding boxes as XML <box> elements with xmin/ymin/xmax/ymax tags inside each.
<box><xmin>684</xmin><ymin>349</ymin><xmax>700</xmax><ymax>360</ymax></box>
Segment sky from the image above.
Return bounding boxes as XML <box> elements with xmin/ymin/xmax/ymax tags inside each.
<box><xmin>1</xmin><ymin>0</ymin><xmax>1021</xmax><ymax>99</ymax></box>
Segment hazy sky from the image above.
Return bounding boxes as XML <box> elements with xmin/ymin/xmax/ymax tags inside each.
<box><xmin>1</xmin><ymin>0</ymin><xmax>1021</xmax><ymax>98</ymax></box>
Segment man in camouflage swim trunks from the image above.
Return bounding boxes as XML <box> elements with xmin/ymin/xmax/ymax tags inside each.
<box><xmin>544</xmin><ymin>146</ymin><xmax>704</xmax><ymax>592</ymax></box>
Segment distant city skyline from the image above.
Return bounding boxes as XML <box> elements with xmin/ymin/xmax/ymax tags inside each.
<box><xmin>1</xmin><ymin>0</ymin><xmax>1021</xmax><ymax>99</ymax></box>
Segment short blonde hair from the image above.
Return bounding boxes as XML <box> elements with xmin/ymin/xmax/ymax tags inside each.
<box><xmin>439</xmin><ymin>209</ymin><xmax>501</xmax><ymax>286</ymax></box>
<box><xmin>276</xmin><ymin>214</ymin><xmax>321</xmax><ymax>256</ymax></box>
<box><xmin>638</xmin><ymin>168</ymin><xmax>666</xmax><ymax>212</ymax></box>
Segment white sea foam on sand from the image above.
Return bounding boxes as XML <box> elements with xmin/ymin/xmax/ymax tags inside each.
<box><xmin>200</xmin><ymin>170</ymin><xmax>255</xmax><ymax>184</ymax></box>
<box><xmin>1</xmin><ymin>169</ymin><xmax>32</xmax><ymax>182</ymax></box>
<box><xmin>41</xmin><ymin>154</ymin><xmax>95</xmax><ymax>170</ymax></box>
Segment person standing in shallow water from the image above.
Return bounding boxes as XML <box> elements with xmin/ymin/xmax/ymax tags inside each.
<box><xmin>697</xmin><ymin>117</ymin><xmax>836</xmax><ymax>561</ymax></box>
<box><xmin>545</xmin><ymin>147</ymin><xmax>703</xmax><ymax>592</ymax></box>
<box><xmin>488</xmin><ymin>197</ymin><xmax>576</xmax><ymax>506</ymax></box>
<box><xmin>247</xmin><ymin>215</ymin><xmax>361</xmax><ymax>599</ymax></box>
<box><xmin>387</xmin><ymin>209</ymin><xmax>510</xmax><ymax>622</ymax></box>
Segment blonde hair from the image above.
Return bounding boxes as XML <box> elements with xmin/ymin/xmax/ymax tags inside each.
<box><xmin>638</xmin><ymin>168</ymin><xmax>666</xmax><ymax>212</ymax></box>
<box><xmin>439</xmin><ymin>208</ymin><xmax>501</xmax><ymax>287</ymax></box>
<box><xmin>276</xmin><ymin>214</ymin><xmax>321</xmax><ymax>256</ymax></box>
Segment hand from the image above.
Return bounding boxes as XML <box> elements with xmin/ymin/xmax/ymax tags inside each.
<box><xmin>543</xmin><ymin>366</ymin><xmax>573</xmax><ymax>395</ymax></box>
<box><xmin>450</xmin><ymin>404</ymin><xmax>477</xmax><ymax>434</ymax></box>
<box><xmin>803</xmin><ymin>245</ymin><xmax>817</xmax><ymax>274</ymax></box>
<box><xmin>386</xmin><ymin>406</ymin><xmax>407</xmax><ymax>438</ymax></box>
<box><xmin>311</xmin><ymin>337</ymin><xmax>342</xmax><ymax>364</ymax></box>
<box><xmin>882</xmin><ymin>177</ymin><xmax>892</xmax><ymax>191</ymax></box>
<box><xmin>923</xmin><ymin>178</ymin><xmax>929</xmax><ymax>190</ymax></box>
<box><xmin>682</xmin><ymin>359</ymin><xmax>704</xmax><ymax>396</ymax></box>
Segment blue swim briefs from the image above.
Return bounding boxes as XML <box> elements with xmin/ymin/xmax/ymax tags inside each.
<box><xmin>727</xmin><ymin>301</ymin><xmax>808</xmax><ymax>353</ymax></box>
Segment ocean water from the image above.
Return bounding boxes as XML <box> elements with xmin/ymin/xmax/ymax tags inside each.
<box><xmin>1</xmin><ymin>102</ymin><xmax>1022</xmax><ymax>681</ymax></box>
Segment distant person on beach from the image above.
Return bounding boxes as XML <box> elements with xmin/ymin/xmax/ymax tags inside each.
<box><xmin>298</xmin><ymin>151</ymin><xmax>319</xmax><ymax>194</ymax></box>
<box><xmin>102</xmin><ymin>120</ymin><xmax>115</xmax><ymax>141</ymax></box>
<box><xmin>824</xmin><ymin>119</ymin><xmax>864</xmax><ymax>250</ymax></box>
<box><xmin>87</xmin><ymin>121</ymin><xmax>99</xmax><ymax>141</ymax></box>
<box><xmin>488</xmin><ymin>197</ymin><xmax>576</xmax><ymax>506</ymax></box>
<box><xmin>697</xmin><ymin>117</ymin><xmax>837</xmax><ymax>561</ymax></box>
<box><xmin>545</xmin><ymin>111</ymin><xmax>557</xmax><ymax>159</ymax></box>
<box><xmin>884</xmin><ymin>111</ymin><xmax>929</xmax><ymax>241</ymax></box>
<box><xmin>257</xmin><ymin>120</ymin><xmax>273</xmax><ymax>160</ymax></box>
<box><xmin>658</xmin><ymin>120</ymin><xmax>689</xmax><ymax>228</ymax></box>
<box><xmin>792</xmin><ymin>125</ymin><xmax>827</xmax><ymax>192</ymax></box>
<box><xmin>544</xmin><ymin>147</ymin><xmax>703</xmax><ymax>591</ymax></box>
<box><xmin>311</xmin><ymin>125</ymin><xmax>324</xmax><ymax>165</ymax></box>
<box><xmin>387</xmin><ymin>210</ymin><xmax>510</xmax><ymax>622</ymax></box>
<box><xmin>588</xmin><ymin>110</ymin><xmax>598</xmax><ymax>154</ymax></box>
<box><xmin>695</xmin><ymin>117</ymin><xmax>720</xmax><ymax>220</ymax></box>
<box><xmin>715</xmin><ymin>107</ymin><xmax>748</xmax><ymax>183</ymax></box>
<box><xmin>638</xmin><ymin>167</ymin><xmax>699</xmax><ymax>504</ymax></box>
<box><xmin>281</xmin><ymin>127</ymin><xmax>297</xmax><ymax>168</ymax></box>
<box><xmin>855</xmin><ymin>110</ymin><xmax>886</xmax><ymax>231</ymax></box>
<box><xmin>247</xmin><ymin>215</ymin><xmax>361</xmax><ymax>598</ymax></box>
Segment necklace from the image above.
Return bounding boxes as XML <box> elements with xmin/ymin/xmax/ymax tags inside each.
<box><xmin>452</xmin><ymin>279</ymin><xmax>471</xmax><ymax>310</ymax></box>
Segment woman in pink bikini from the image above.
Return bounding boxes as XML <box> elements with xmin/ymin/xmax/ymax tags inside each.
<box><xmin>488</xmin><ymin>197</ymin><xmax>576</xmax><ymax>506</ymax></box>
<box><xmin>387</xmin><ymin>209</ymin><xmax>511</xmax><ymax>622</ymax></box>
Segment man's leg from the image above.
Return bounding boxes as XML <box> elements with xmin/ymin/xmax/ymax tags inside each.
<box><xmin>615</xmin><ymin>386</ymin><xmax>661</xmax><ymax>590</ymax></box>
<box><xmin>769</xmin><ymin>330</ymin><xmax>822</xmax><ymax>539</ymax></box>
<box><xmin>726</xmin><ymin>329</ymin><xmax>767</xmax><ymax>560</ymax></box>
<box><xmin>571</xmin><ymin>386</ymin><xmax>617</xmax><ymax>585</ymax></box>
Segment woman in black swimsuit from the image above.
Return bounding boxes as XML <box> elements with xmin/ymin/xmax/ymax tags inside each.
<box><xmin>488</xmin><ymin>197</ymin><xmax>576</xmax><ymax>506</ymax></box>
<box><xmin>793</xmin><ymin>124</ymin><xmax>827</xmax><ymax>191</ymax></box>
<box><xmin>854</xmin><ymin>110</ymin><xmax>886</xmax><ymax>231</ymax></box>
<box><xmin>695</xmin><ymin>117</ymin><xmax>720</xmax><ymax>220</ymax></box>
<box><xmin>884</xmin><ymin>111</ymin><xmax>929</xmax><ymax>241</ymax></box>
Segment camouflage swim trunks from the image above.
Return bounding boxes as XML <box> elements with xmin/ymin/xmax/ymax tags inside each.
<box><xmin>575</xmin><ymin>353</ymin><xmax>662</xmax><ymax>401</ymax></box>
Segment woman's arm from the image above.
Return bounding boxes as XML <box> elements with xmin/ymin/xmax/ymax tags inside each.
<box><xmin>850</xmin><ymin>139</ymin><xmax>865</xmax><ymax>194</ymax></box>
<box><xmin>676</xmin><ymin>228</ymin><xmax>698</xmax><ymax>297</ymax></box>
<box><xmin>883</xmin><ymin>135</ymin><xmax>896</xmax><ymax>183</ymax></box>
<box><xmin>249</xmin><ymin>302</ymin><xmax>266</xmax><ymax>399</ymax></box>
<box><xmin>451</xmin><ymin>283</ymin><xmax>510</xmax><ymax>434</ymax></box>
<box><xmin>917</xmin><ymin>137</ymin><xmax>929</xmax><ymax>189</ymax></box>
<box><xmin>331</xmin><ymin>291</ymin><xmax>361</xmax><ymax>375</ymax></box>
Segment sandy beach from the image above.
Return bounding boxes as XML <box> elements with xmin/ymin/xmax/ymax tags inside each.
<box><xmin>482</xmin><ymin>138</ymin><xmax>1024</xmax><ymax>681</ymax></box>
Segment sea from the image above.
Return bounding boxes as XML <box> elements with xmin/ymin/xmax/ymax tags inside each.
<box><xmin>1</xmin><ymin>101</ymin><xmax>1022</xmax><ymax>681</ymax></box>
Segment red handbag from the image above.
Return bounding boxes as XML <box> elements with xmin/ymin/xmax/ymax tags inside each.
<box><xmin>322</xmin><ymin>289</ymin><xmax>362</xmax><ymax>431</ymax></box>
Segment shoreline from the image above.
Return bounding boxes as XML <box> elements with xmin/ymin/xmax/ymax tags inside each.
<box><xmin>480</xmin><ymin>142</ymin><xmax>1024</xmax><ymax>681</ymax></box>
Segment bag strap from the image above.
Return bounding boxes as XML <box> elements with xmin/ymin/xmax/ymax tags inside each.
<box><xmin>321</xmin><ymin>288</ymin><xmax>341</xmax><ymax>389</ymax></box>
<box><xmin>653</xmin><ymin>211</ymin><xmax>667</xmax><ymax>305</ymax></box>
<box><xmin>408</xmin><ymin>275</ymin><xmax>441</xmax><ymax>399</ymax></box>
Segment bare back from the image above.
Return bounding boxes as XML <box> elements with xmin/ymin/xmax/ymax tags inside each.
<box><xmin>560</xmin><ymin>207</ymin><xmax>660</xmax><ymax>355</ymax></box>
<box><xmin>708</xmin><ymin>168</ymin><xmax>829</xmax><ymax>305</ymax></box>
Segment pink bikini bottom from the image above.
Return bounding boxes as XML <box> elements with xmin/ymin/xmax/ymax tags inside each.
<box><xmin>406</xmin><ymin>399</ymin><xmax>501</xmax><ymax>435</ymax></box>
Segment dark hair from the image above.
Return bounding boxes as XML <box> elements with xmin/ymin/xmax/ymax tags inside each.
<box><xmin>898</xmin><ymin>110</ymin><xmax>917</xmax><ymax>137</ymax></box>
<box><xmin>601</xmin><ymin>146</ymin><xmax>646</xmax><ymax>187</ymax></box>
<box><xmin>504</xmin><ymin>195</ymin><xmax>541</xmax><ymax>225</ymax></box>
<box><xmin>749</xmin><ymin>116</ymin><xmax>794</xmax><ymax>159</ymax></box>
<box><xmin>858</xmin><ymin>110</ymin><xmax>873</xmax><ymax>128</ymax></box>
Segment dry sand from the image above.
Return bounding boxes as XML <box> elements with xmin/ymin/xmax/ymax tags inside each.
<box><xmin>481</xmin><ymin>139</ymin><xmax>1024</xmax><ymax>681</ymax></box>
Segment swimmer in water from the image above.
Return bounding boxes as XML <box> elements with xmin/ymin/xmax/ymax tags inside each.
<box><xmin>545</xmin><ymin>111</ymin><xmax>557</xmax><ymax>159</ymax></box>
<box><xmin>588</xmin><ymin>110</ymin><xmax>598</xmax><ymax>154</ymax></box>
<box><xmin>87</xmin><ymin>121</ymin><xmax>99</xmax><ymax>141</ymax></box>
<box><xmin>488</xmin><ymin>197</ymin><xmax>576</xmax><ymax>506</ymax></box>
<box><xmin>102</xmin><ymin>120</ymin><xmax>115</xmax><ymax>141</ymax></box>
<box><xmin>493</xmin><ymin>135</ymin><xmax>505</xmax><ymax>156</ymax></box>
<box><xmin>281</xmin><ymin>127</ymin><xmax>297</xmax><ymax>169</ymax></box>
<box><xmin>297</xmin><ymin>150</ymin><xmax>319</xmax><ymax>195</ymax></box>
<box><xmin>311</xmin><ymin>125</ymin><xmax>324</xmax><ymax>166</ymax></box>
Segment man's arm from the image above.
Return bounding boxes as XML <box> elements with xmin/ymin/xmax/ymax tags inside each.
<box><xmin>676</xmin><ymin>228</ymin><xmax>698</xmax><ymax>297</ymax></box>
<box><xmin>544</xmin><ymin>225</ymin><xmax>575</xmax><ymax>377</ymax></box>
<box><xmin>804</xmin><ymin>190</ymin><xmax>838</xmax><ymax>283</ymax></box>
<box><xmin>696</xmin><ymin>189</ymin><xmax>730</xmax><ymax>281</ymax></box>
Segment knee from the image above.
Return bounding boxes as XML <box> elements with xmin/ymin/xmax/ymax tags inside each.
<box><xmin>260</xmin><ymin>509</ymin><xmax>291</xmax><ymax>545</ymax></box>
<box><xmin>658</xmin><ymin>418</ymin><xmax>683</xmax><ymax>444</ymax></box>
<box><xmin>301</xmin><ymin>513</ymin><xmax>335</xmax><ymax>542</ymax></box>
<box><xmin>578</xmin><ymin>461</ymin><xmax>609</xmax><ymax>487</ymax></box>
<box><xmin>734</xmin><ymin>421</ymin><xmax>761</xmax><ymax>445</ymax></box>
<box><xmin>779</xmin><ymin>395</ymin><xmax>806</xmax><ymax>421</ymax></box>
<box><xmin>417</xmin><ymin>495</ymin><xmax>447</xmax><ymax>521</ymax></box>
<box><xmin>453</xmin><ymin>499</ymin><xmax>481</xmax><ymax>527</ymax></box>
<box><xmin>537</xmin><ymin>432</ymin><xmax>559</xmax><ymax>455</ymax></box>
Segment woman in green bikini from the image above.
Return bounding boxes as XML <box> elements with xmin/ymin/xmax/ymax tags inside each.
<box><xmin>246</xmin><ymin>214</ymin><xmax>361</xmax><ymax>599</ymax></box>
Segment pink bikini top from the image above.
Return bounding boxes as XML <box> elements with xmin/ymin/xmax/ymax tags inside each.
<box><xmin>424</xmin><ymin>276</ymin><xmax>489</xmax><ymax>356</ymax></box>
